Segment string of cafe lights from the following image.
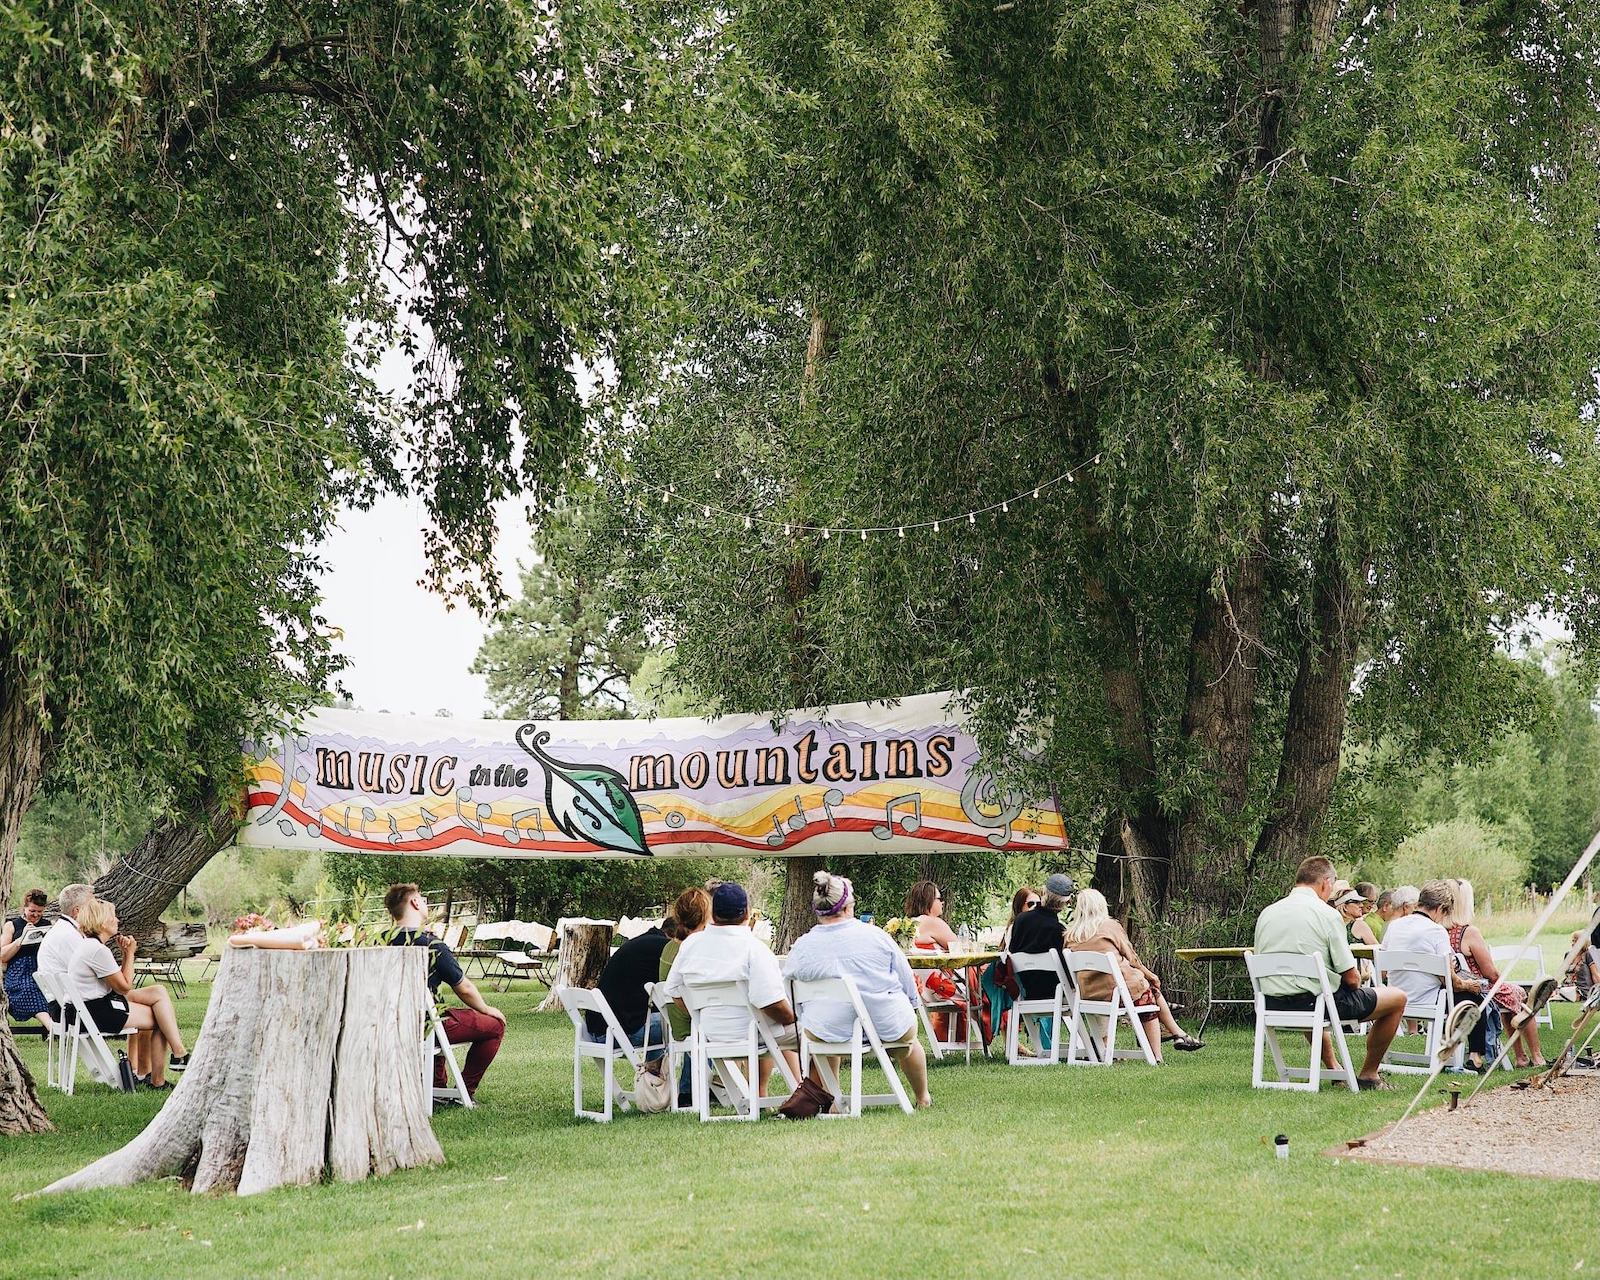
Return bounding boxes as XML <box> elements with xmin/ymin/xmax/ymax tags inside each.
<box><xmin>619</xmin><ymin>448</ymin><xmax>1107</xmax><ymax>541</ymax></box>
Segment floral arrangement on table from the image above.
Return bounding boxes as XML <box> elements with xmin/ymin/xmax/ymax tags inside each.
<box><xmin>881</xmin><ymin>916</ymin><xmax>918</xmax><ymax>948</ymax></box>
<box><xmin>232</xmin><ymin>913</ymin><xmax>275</xmax><ymax>933</ymax></box>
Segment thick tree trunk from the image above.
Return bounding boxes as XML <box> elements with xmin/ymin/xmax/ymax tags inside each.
<box><xmin>536</xmin><ymin>919</ymin><xmax>615</xmax><ymax>1012</ymax></box>
<box><xmin>1170</xmin><ymin>547</ymin><xmax>1267</xmax><ymax>917</ymax></box>
<box><xmin>90</xmin><ymin>778</ymin><xmax>240</xmax><ymax>937</ymax></box>
<box><xmin>0</xmin><ymin>657</ymin><xmax>54</xmax><ymax>1135</ymax></box>
<box><xmin>40</xmin><ymin>946</ymin><xmax>442</xmax><ymax>1196</ymax></box>
<box><xmin>1252</xmin><ymin>539</ymin><xmax>1368</xmax><ymax>875</ymax></box>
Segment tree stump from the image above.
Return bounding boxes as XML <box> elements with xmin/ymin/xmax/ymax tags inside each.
<box><xmin>40</xmin><ymin>946</ymin><xmax>443</xmax><ymax>1196</ymax></box>
<box><xmin>535</xmin><ymin>919</ymin><xmax>615</xmax><ymax>1013</ymax></box>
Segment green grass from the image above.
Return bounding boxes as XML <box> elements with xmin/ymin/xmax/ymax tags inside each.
<box><xmin>2</xmin><ymin>971</ymin><xmax>1595</xmax><ymax>1280</ymax></box>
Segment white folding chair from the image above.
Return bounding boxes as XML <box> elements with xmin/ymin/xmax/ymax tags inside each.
<box><xmin>646</xmin><ymin>981</ymin><xmax>694</xmax><ymax>1112</ymax></box>
<box><xmin>1003</xmin><ymin>951</ymin><xmax>1086</xmax><ymax>1066</ymax></box>
<box><xmin>34</xmin><ymin>971</ymin><xmax>133</xmax><ymax>1095</ymax></box>
<box><xmin>1372</xmin><ymin>949</ymin><xmax>1459</xmax><ymax>1074</ymax></box>
<box><xmin>424</xmin><ymin>1004</ymin><xmax>474</xmax><ymax>1110</ymax></box>
<box><xmin>1064</xmin><ymin>950</ymin><xmax>1159</xmax><ymax>1066</ymax></box>
<box><xmin>680</xmin><ymin>978</ymin><xmax>799</xmax><ymax>1122</ymax></box>
<box><xmin>1244</xmin><ymin>952</ymin><xmax>1359</xmax><ymax>1092</ymax></box>
<box><xmin>556</xmin><ymin>985</ymin><xmax>657</xmax><ymax>1122</ymax></box>
<box><xmin>790</xmin><ymin>976</ymin><xmax>915</xmax><ymax>1116</ymax></box>
<box><xmin>1491</xmin><ymin>945</ymin><xmax>1554</xmax><ymax>1029</ymax></box>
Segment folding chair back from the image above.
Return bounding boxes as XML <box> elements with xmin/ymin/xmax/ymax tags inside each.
<box><xmin>1372</xmin><ymin>949</ymin><xmax>1457</xmax><ymax>1073</ymax></box>
<box><xmin>1491</xmin><ymin>945</ymin><xmax>1554</xmax><ymax>1029</ymax></box>
<box><xmin>913</xmin><ymin>960</ymin><xmax>976</xmax><ymax>1064</ymax></box>
<box><xmin>32</xmin><ymin>970</ymin><xmax>72</xmax><ymax>1092</ymax></box>
<box><xmin>34</xmin><ymin>970</ymin><xmax>131</xmax><ymax>1095</ymax></box>
<box><xmin>789</xmin><ymin>975</ymin><xmax>914</xmax><ymax>1116</ymax></box>
<box><xmin>424</xmin><ymin>1004</ymin><xmax>474</xmax><ymax>1110</ymax></box>
<box><xmin>1003</xmin><ymin>951</ymin><xmax>1076</xmax><ymax>1066</ymax></box>
<box><xmin>1244</xmin><ymin>952</ymin><xmax>1358</xmax><ymax>1092</ymax></box>
<box><xmin>556</xmin><ymin>985</ymin><xmax>653</xmax><ymax>1122</ymax></box>
<box><xmin>1064</xmin><ymin>949</ymin><xmax>1158</xmax><ymax>1066</ymax></box>
<box><xmin>680</xmin><ymin>979</ymin><xmax>796</xmax><ymax>1122</ymax></box>
<box><xmin>646</xmin><ymin>981</ymin><xmax>691</xmax><ymax>1112</ymax></box>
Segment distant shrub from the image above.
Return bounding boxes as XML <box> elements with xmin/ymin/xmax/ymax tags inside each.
<box><xmin>1389</xmin><ymin>818</ymin><xmax>1529</xmax><ymax>902</ymax></box>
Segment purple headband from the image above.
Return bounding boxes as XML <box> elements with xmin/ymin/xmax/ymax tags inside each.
<box><xmin>814</xmin><ymin>877</ymin><xmax>852</xmax><ymax>917</ymax></box>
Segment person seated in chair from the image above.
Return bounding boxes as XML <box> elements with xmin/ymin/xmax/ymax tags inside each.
<box><xmin>34</xmin><ymin>882</ymin><xmax>96</xmax><ymax>1018</ymax></box>
<box><xmin>781</xmin><ymin>871</ymin><xmax>931</xmax><ymax>1114</ymax></box>
<box><xmin>1379</xmin><ymin>879</ymin><xmax>1491</xmax><ymax>1068</ymax></box>
<box><xmin>1252</xmin><ymin>856</ymin><xmax>1406</xmax><ymax>1090</ymax></box>
<box><xmin>1061</xmin><ymin>888</ymin><xmax>1202</xmax><ymax>1060</ymax></box>
<box><xmin>386</xmin><ymin>883</ymin><xmax>505</xmax><ymax>1101</ymax></box>
<box><xmin>588</xmin><ymin>916</ymin><xmax>670</xmax><ymax>1062</ymax></box>
<box><xmin>2</xmin><ymin>888</ymin><xmax>54</xmax><ymax>1028</ymax></box>
<box><xmin>68</xmin><ymin>898</ymin><xmax>190</xmax><ymax>1087</ymax></box>
<box><xmin>663</xmin><ymin>881</ymin><xmax>800</xmax><ymax>1101</ymax></box>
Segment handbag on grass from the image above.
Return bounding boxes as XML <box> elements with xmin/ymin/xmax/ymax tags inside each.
<box><xmin>631</xmin><ymin>1060</ymin><xmax>672</xmax><ymax>1113</ymax></box>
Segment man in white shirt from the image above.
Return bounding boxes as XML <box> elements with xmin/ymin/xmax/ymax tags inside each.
<box><xmin>34</xmin><ymin>883</ymin><xmax>95</xmax><ymax>1019</ymax></box>
<box><xmin>1380</xmin><ymin>879</ymin><xmax>1489</xmax><ymax>1064</ymax></box>
<box><xmin>664</xmin><ymin>881</ymin><xmax>799</xmax><ymax>1099</ymax></box>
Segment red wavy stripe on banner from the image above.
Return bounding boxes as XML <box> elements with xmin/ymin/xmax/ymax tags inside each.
<box><xmin>244</xmin><ymin>791</ymin><xmax>1061</xmax><ymax>854</ymax></box>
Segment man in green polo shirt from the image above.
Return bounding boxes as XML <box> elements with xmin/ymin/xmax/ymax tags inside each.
<box><xmin>1253</xmin><ymin>855</ymin><xmax>1406</xmax><ymax>1089</ymax></box>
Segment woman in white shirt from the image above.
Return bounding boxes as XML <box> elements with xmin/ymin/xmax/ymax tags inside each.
<box><xmin>69</xmin><ymin>898</ymin><xmax>189</xmax><ymax>1088</ymax></box>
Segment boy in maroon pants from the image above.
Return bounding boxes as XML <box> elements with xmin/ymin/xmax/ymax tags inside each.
<box><xmin>386</xmin><ymin>883</ymin><xmax>506</xmax><ymax>1099</ymax></box>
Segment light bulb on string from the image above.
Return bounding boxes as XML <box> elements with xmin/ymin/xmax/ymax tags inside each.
<box><xmin>1093</xmin><ymin>454</ymin><xmax>1102</xmax><ymax>465</ymax></box>
<box><xmin>744</xmin><ymin>516</ymin><xmax>752</xmax><ymax>531</ymax></box>
<box><xmin>784</xmin><ymin>523</ymin><xmax>791</xmax><ymax>536</ymax></box>
<box><xmin>968</xmin><ymin>512</ymin><xmax>976</xmax><ymax>525</ymax></box>
<box><xmin>933</xmin><ymin>521</ymin><xmax>941</xmax><ymax>533</ymax></box>
<box><xmin>898</xmin><ymin>527</ymin><xmax>905</xmax><ymax>538</ymax></box>
<box><xmin>1002</xmin><ymin>501</ymin><xmax>1009</xmax><ymax>512</ymax></box>
<box><xmin>859</xmin><ymin>529</ymin><xmax>867</xmax><ymax>541</ymax></box>
<box><xmin>822</xmin><ymin>528</ymin><xmax>831</xmax><ymax>540</ymax></box>
<box><xmin>1032</xmin><ymin>488</ymin><xmax>1040</xmax><ymax>499</ymax></box>
<box><xmin>702</xmin><ymin>505</ymin><xmax>711</xmax><ymax>518</ymax></box>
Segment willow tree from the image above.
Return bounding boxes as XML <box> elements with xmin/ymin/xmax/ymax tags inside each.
<box><xmin>603</xmin><ymin>0</ymin><xmax>1600</xmax><ymax>960</ymax></box>
<box><xmin>0</xmin><ymin>0</ymin><xmax>738</xmax><ymax>1133</ymax></box>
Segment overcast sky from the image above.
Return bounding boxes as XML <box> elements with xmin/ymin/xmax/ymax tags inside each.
<box><xmin>315</xmin><ymin>495</ymin><xmax>531</xmax><ymax>719</ymax></box>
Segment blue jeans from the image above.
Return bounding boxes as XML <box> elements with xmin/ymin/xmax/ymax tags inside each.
<box><xmin>585</xmin><ymin>1010</ymin><xmax>666</xmax><ymax>1064</ymax></box>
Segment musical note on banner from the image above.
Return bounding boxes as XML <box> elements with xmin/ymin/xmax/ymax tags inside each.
<box><xmin>505</xmin><ymin>807</ymin><xmax>546</xmax><ymax>845</ymax></box>
<box><xmin>455</xmin><ymin>787</ymin><xmax>491</xmax><ymax>835</ymax></box>
<box><xmin>416</xmin><ymin>807</ymin><xmax>439</xmax><ymax>840</ymax></box>
<box><xmin>960</xmin><ymin>759</ymin><xmax>1026</xmax><ymax>848</ymax></box>
<box><xmin>873</xmin><ymin>793</ymin><xmax>923</xmax><ymax>840</ymax></box>
<box><xmin>765</xmin><ymin>815</ymin><xmax>787</xmax><ymax>847</ymax></box>
<box><xmin>360</xmin><ymin>806</ymin><xmax>378</xmax><ymax>840</ymax></box>
<box><xmin>783</xmin><ymin>797</ymin><xmax>807</xmax><ymax>835</ymax></box>
<box><xmin>256</xmin><ymin>732</ymin><xmax>311</xmax><ymax>829</ymax></box>
<box><xmin>821</xmin><ymin>787</ymin><xmax>844</xmax><ymax>827</ymax></box>
<box><xmin>329</xmin><ymin>805</ymin><xmax>354</xmax><ymax>838</ymax></box>
<box><xmin>387</xmin><ymin>813</ymin><xmax>403</xmax><ymax>846</ymax></box>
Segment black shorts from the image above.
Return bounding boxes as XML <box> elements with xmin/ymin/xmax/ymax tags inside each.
<box><xmin>80</xmin><ymin>993</ymin><xmax>130</xmax><ymax>1035</ymax></box>
<box><xmin>1264</xmin><ymin>983</ymin><xmax>1378</xmax><ymax>1023</ymax></box>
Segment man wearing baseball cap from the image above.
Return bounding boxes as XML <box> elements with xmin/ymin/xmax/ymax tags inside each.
<box><xmin>663</xmin><ymin>880</ymin><xmax>800</xmax><ymax>1101</ymax></box>
<box><xmin>1008</xmin><ymin>872</ymin><xmax>1077</xmax><ymax>1005</ymax></box>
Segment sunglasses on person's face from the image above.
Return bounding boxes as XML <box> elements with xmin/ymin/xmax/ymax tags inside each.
<box><xmin>1025</xmin><ymin>899</ymin><xmax>1040</xmax><ymax>909</ymax></box>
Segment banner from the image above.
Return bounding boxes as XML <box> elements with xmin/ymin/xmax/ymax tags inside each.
<box><xmin>239</xmin><ymin>693</ymin><xmax>1067</xmax><ymax>859</ymax></box>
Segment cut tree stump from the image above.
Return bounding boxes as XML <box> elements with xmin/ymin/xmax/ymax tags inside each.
<box><xmin>535</xmin><ymin>919</ymin><xmax>615</xmax><ymax>1013</ymax></box>
<box><xmin>40</xmin><ymin>946</ymin><xmax>443</xmax><ymax>1196</ymax></box>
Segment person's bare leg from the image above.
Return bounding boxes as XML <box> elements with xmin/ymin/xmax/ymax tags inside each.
<box><xmin>128</xmin><ymin>985</ymin><xmax>187</xmax><ymax>1058</ymax></box>
<box><xmin>147</xmin><ymin>1029</ymin><xmax>169</xmax><ymax>1086</ymax></box>
<box><xmin>127</xmin><ymin>1028</ymin><xmax>146</xmax><ymax>1077</ymax></box>
<box><xmin>900</xmin><ymin>1042</ymin><xmax>932</xmax><ymax>1108</ymax></box>
<box><xmin>1139</xmin><ymin>1012</ymin><xmax>1163</xmax><ymax>1063</ymax></box>
<box><xmin>1520</xmin><ymin>1019</ymin><xmax>1544</xmax><ymax>1065</ymax></box>
<box><xmin>809</xmin><ymin>1055</ymin><xmax>842</xmax><ymax>1088</ymax></box>
<box><xmin>1359</xmin><ymin>986</ymin><xmax>1407</xmax><ymax>1080</ymax></box>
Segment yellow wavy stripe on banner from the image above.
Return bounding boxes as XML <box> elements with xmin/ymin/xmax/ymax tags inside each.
<box><xmin>249</xmin><ymin>759</ymin><xmax>284</xmax><ymax>786</ymax></box>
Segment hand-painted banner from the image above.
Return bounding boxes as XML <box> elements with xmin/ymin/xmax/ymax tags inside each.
<box><xmin>239</xmin><ymin>693</ymin><xmax>1067</xmax><ymax>859</ymax></box>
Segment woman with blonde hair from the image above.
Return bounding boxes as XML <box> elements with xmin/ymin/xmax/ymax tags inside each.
<box><xmin>1062</xmin><ymin>889</ymin><xmax>1202</xmax><ymax>1060</ymax></box>
<box><xmin>1446</xmin><ymin>879</ymin><xmax>1544</xmax><ymax>1068</ymax></box>
<box><xmin>68</xmin><ymin>898</ymin><xmax>189</xmax><ymax>1087</ymax></box>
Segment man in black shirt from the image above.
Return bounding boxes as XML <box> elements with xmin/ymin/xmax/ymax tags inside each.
<box><xmin>587</xmin><ymin>923</ymin><xmax>669</xmax><ymax>1061</ymax></box>
<box><xmin>1008</xmin><ymin>872</ymin><xmax>1078</xmax><ymax>1001</ymax></box>
<box><xmin>386</xmin><ymin>883</ymin><xmax>506</xmax><ymax>1100</ymax></box>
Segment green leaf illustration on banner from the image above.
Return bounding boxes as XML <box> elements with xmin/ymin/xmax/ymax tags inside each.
<box><xmin>516</xmin><ymin>725</ymin><xmax>651</xmax><ymax>856</ymax></box>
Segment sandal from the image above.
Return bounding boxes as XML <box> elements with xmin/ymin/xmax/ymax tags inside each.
<box><xmin>1172</xmin><ymin>1036</ymin><xmax>1205</xmax><ymax>1052</ymax></box>
<box><xmin>1356</xmin><ymin>1076</ymin><xmax>1392</xmax><ymax>1091</ymax></box>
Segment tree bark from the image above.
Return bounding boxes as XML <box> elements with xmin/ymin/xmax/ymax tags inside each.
<box><xmin>1170</xmin><ymin>547</ymin><xmax>1268</xmax><ymax>917</ymax></box>
<box><xmin>0</xmin><ymin>655</ymin><xmax>54</xmax><ymax>1135</ymax></box>
<box><xmin>775</xmin><ymin>304</ymin><xmax>833</xmax><ymax>953</ymax></box>
<box><xmin>535</xmin><ymin>919</ymin><xmax>615</xmax><ymax>1012</ymax></box>
<box><xmin>40</xmin><ymin>946</ymin><xmax>442</xmax><ymax>1195</ymax></box>
<box><xmin>90</xmin><ymin>778</ymin><xmax>240</xmax><ymax>938</ymax></box>
<box><xmin>1252</xmin><ymin>535</ymin><xmax>1368</xmax><ymax>874</ymax></box>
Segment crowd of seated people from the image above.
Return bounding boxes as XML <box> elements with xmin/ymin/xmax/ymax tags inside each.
<box><xmin>8</xmin><ymin>882</ymin><xmax>189</xmax><ymax>1088</ymax></box>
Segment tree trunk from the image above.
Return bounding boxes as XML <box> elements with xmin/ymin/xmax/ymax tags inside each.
<box><xmin>535</xmin><ymin>919</ymin><xmax>615</xmax><ymax>1012</ymax></box>
<box><xmin>774</xmin><ymin>304</ymin><xmax>833</xmax><ymax>953</ymax></box>
<box><xmin>0</xmin><ymin>656</ymin><xmax>54</xmax><ymax>1135</ymax></box>
<box><xmin>90</xmin><ymin>778</ymin><xmax>240</xmax><ymax>937</ymax></box>
<box><xmin>39</xmin><ymin>946</ymin><xmax>442</xmax><ymax>1196</ymax></box>
<box><xmin>1170</xmin><ymin>547</ymin><xmax>1267</xmax><ymax>918</ymax></box>
<box><xmin>1252</xmin><ymin>539</ymin><xmax>1368</xmax><ymax>875</ymax></box>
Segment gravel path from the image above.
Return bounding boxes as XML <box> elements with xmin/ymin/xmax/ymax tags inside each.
<box><xmin>1342</xmin><ymin>1075</ymin><xmax>1599</xmax><ymax>1182</ymax></box>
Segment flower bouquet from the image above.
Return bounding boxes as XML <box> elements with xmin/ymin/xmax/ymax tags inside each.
<box><xmin>881</xmin><ymin>916</ymin><xmax>918</xmax><ymax>949</ymax></box>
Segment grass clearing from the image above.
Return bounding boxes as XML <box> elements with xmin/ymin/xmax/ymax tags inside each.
<box><xmin>2</xmin><ymin>953</ymin><xmax>1596</xmax><ymax>1279</ymax></box>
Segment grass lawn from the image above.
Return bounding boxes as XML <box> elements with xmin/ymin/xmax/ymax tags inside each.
<box><xmin>2</xmin><ymin>962</ymin><xmax>1596</xmax><ymax>1280</ymax></box>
